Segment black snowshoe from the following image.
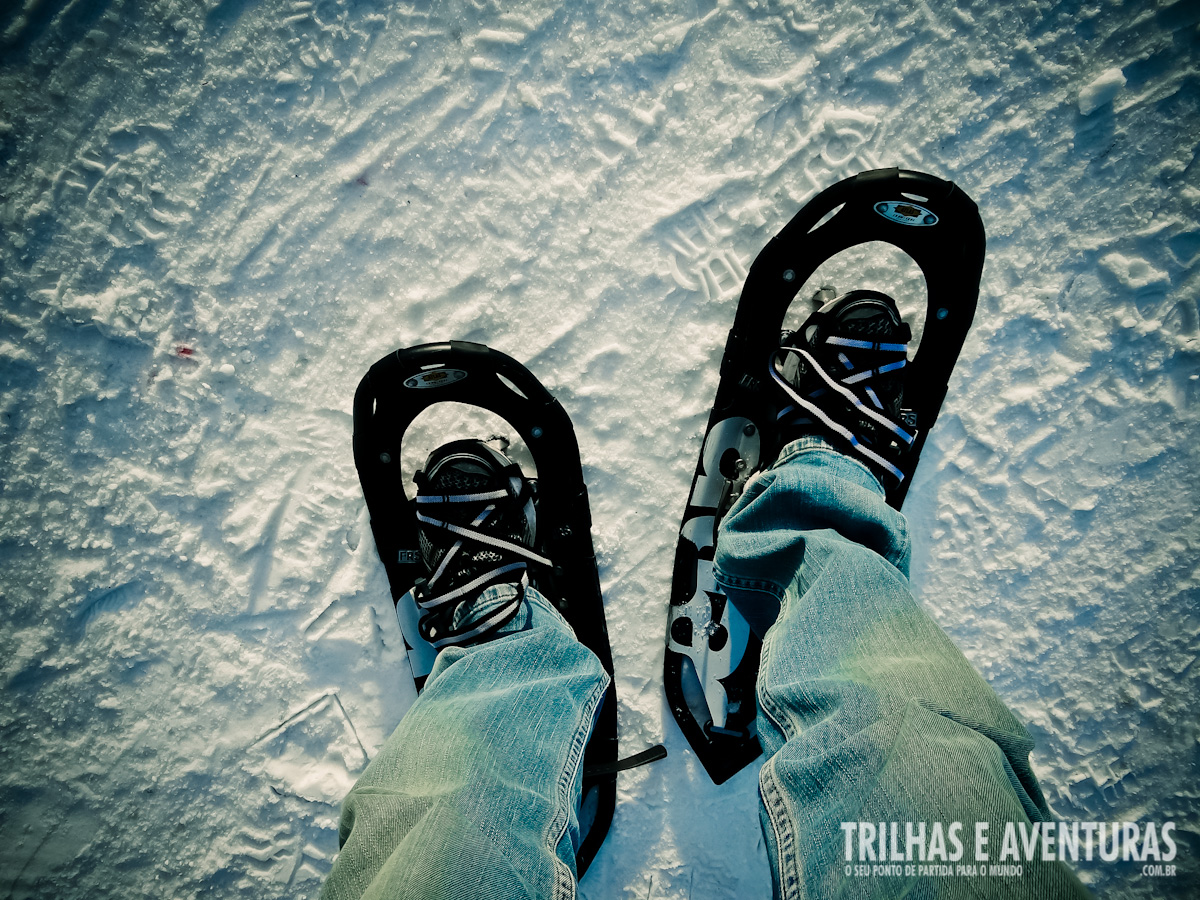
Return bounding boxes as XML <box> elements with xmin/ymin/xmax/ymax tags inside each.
<box><xmin>354</xmin><ymin>341</ymin><xmax>664</xmax><ymax>875</ymax></box>
<box><xmin>665</xmin><ymin>169</ymin><xmax>986</xmax><ymax>783</ymax></box>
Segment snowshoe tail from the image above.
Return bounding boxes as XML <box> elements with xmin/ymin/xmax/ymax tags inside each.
<box><xmin>666</xmin><ymin>168</ymin><xmax>986</xmax><ymax>783</ymax></box>
<box><xmin>353</xmin><ymin>340</ymin><xmax>622</xmax><ymax>875</ymax></box>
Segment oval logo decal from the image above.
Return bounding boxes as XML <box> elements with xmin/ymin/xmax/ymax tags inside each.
<box><xmin>403</xmin><ymin>368</ymin><xmax>468</xmax><ymax>389</ymax></box>
<box><xmin>875</xmin><ymin>200</ymin><xmax>938</xmax><ymax>227</ymax></box>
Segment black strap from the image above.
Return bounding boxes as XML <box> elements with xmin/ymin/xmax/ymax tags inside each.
<box><xmin>583</xmin><ymin>743</ymin><xmax>668</xmax><ymax>779</ymax></box>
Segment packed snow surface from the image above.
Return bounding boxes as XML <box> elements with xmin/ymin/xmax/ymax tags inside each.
<box><xmin>2</xmin><ymin>0</ymin><xmax>1198</xmax><ymax>898</ymax></box>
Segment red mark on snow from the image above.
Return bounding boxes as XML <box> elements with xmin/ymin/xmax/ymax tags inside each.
<box><xmin>356</xmin><ymin>175</ymin><xmax>369</xmax><ymax>186</ymax></box>
<box><xmin>176</xmin><ymin>346</ymin><xmax>195</xmax><ymax>357</ymax></box>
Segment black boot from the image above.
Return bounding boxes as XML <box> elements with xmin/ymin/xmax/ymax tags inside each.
<box><xmin>771</xmin><ymin>289</ymin><xmax>916</xmax><ymax>486</ymax></box>
<box><xmin>412</xmin><ymin>440</ymin><xmax>546</xmax><ymax>649</ymax></box>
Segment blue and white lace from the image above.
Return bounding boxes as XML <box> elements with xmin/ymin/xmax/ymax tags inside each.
<box><xmin>769</xmin><ymin>333</ymin><xmax>915</xmax><ymax>483</ymax></box>
<box><xmin>414</xmin><ymin>487</ymin><xmax>550</xmax><ymax>649</ymax></box>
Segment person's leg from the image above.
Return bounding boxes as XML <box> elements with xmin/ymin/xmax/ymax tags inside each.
<box><xmin>715</xmin><ymin>436</ymin><xmax>1090</xmax><ymax>898</ymax></box>
<box><xmin>320</xmin><ymin>584</ymin><xmax>608</xmax><ymax>900</ymax></box>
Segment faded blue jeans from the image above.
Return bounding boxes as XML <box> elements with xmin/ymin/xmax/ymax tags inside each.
<box><xmin>322</xmin><ymin>437</ymin><xmax>1090</xmax><ymax>899</ymax></box>
<box><xmin>319</xmin><ymin>584</ymin><xmax>608</xmax><ymax>900</ymax></box>
<box><xmin>714</xmin><ymin>436</ymin><xmax>1091</xmax><ymax>898</ymax></box>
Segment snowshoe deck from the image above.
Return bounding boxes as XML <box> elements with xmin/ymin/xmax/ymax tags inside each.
<box><xmin>353</xmin><ymin>340</ymin><xmax>622</xmax><ymax>875</ymax></box>
<box><xmin>666</xmin><ymin>168</ymin><xmax>986</xmax><ymax>783</ymax></box>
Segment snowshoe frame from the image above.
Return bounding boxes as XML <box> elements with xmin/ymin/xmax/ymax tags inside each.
<box><xmin>666</xmin><ymin>168</ymin><xmax>986</xmax><ymax>783</ymax></box>
<box><xmin>353</xmin><ymin>340</ymin><xmax>619</xmax><ymax>876</ymax></box>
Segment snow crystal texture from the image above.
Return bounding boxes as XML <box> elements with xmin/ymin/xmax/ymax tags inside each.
<box><xmin>1</xmin><ymin>0</ymin><xmax>1197</xmax><ymax>898</ymax></box>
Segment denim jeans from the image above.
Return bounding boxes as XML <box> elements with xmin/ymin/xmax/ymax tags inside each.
<box><xmin>714</xmin><ymin>436</ymin><xmax>1091</xmax><ymax>898</ymax></box>
<box><xmin>320</xmin><ymin>585</ymin><xmax>608</xmax><ymax>900</ymax></box>
<box><xmin>323</xmin><ymin>437</ymin><xmax>1090</xmax><ymax>899</ymax></box>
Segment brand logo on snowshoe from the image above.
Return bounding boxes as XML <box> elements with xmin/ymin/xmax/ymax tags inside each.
<box><xmin>404</xmin><ymin>368</ymin><xmax>468</xmax><ymax>389</ymax></box>
<box><xmin>875</xmin><ymin>200</ymin><xmax>938</xmax><ymax>227</ymax></box>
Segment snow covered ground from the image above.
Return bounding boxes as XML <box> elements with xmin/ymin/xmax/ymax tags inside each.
<box><xmin>1</xmin><ymin>0</ymin><xmax>1197</xmax><ymax>897</ymax></box>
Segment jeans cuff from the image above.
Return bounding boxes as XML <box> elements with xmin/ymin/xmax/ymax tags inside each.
<box><xmin>451</xmin><ymin>581</ymin><xmax>572</xmax><ymax>642</ymax></box>
<box><xmin>771</xmin><ymin>435</ymin><xmax>885</xmax><ymax>497</ymax></box>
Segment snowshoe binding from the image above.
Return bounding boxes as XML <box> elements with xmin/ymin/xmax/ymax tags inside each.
<box><xmin>411</xmin><ymin>439</ymin><xmax>543</xmax><ymax>649</ymax></box>
<box><xmin>354</xmin><ymin>341</ymin><xmax>664</xmax><ymax>876</ymax></box>
<box><xmin>771</xmin><ymin>288</ymin><xmax>916</xmax><ymax>492</ymax></box>
<box><xmin>665</xmin><ymin>169</ymin><xmax>986</xmax><ymax>783</ymax></box>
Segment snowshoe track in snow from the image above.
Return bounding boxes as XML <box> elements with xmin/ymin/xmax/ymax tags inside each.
<box><xmin>2</xmin><ymin>1</ymin><xmax>1198</xmax><ymax>897</ymax></box>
